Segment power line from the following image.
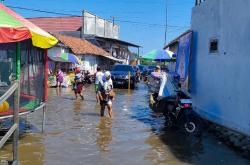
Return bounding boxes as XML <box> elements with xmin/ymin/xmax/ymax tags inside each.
<box><xmin>7</xmin><ymin>5</ymin><xmax>78</xmax><ymax>16</ymax></box>
<box><xmin>7</xmin><ymin>5</ymin><xmax>189</xmax><ymax>29</ymax></box>
<box><xmin>108</xmin><ymin>19</ymin><xmax>188</xmax><ymax>28</ymax></box>
<box><xmin>164</xmin><ymin>0</ymin><xmax>168</xmax><ymax>46</ymax></box>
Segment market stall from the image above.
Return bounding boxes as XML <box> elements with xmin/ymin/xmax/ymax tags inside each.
<box><xmin>0</xmin><ymin>4</ymin><xmax>58</xmax><ymax>118</ymax></box>
<box><xmin>48</xmin><ymin>53</ymin><xmax>81</xmax><ymax>87</ymax></box>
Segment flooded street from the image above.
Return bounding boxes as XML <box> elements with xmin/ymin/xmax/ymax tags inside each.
<box><xmin>1</xmin><ymin>84</ymin><xmax>250</xmax><ymax>165</ymax></box>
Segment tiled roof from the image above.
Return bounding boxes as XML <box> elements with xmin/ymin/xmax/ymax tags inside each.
<box><xmin>27</xmin><ymin>16</ymin><xmax>82</xmax><ymax>32</ymax></box>
<box><xmin>54</xmin><ymin>34</ymin><xmax>109</xmax><ymax>56</ymax></box>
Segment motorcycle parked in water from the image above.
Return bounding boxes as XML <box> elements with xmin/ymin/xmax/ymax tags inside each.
<box><xmin>83</xmin><ymin>71</ymin><xmax>94</xmax><ymax>84</ymax></box>
<box><xmin>163</xmin><ymin>90</ymin><xmax>202</xmax><ymax>136</ymax></box>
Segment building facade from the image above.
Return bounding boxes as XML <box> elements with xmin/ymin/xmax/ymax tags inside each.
<box><xmin>49</xmin><ymin>34</ymin><xmax>117</xmax><ymax>74</ymax></box>
<box><xmin>191</xmin><ymin>0</ymin><xmax>250</xmax><ymax>136</ymax></box>
<box><xmin>28</xmin><ymin>12</ymin><xmax>140</xmax><ymax>65</ymax></box>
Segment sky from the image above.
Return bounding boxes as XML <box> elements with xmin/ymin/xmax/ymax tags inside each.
<box><xmin>3</xmin><ymin>0</ymin><xmax>194</xmax><ymax>54</ymax></box>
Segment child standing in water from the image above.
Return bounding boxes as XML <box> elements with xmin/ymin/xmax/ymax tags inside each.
<box><xmin>56</xmin><ymin>69</ymin><xmax>64</xmax><ymax>87</ymax></box>
<box><xmin>73</xmin><ymin>68</ymin><xmax>84</xmax><ymax>100</ymax></box>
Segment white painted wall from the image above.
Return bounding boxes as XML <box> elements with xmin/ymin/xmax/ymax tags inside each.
<box><xmin>80</xmin><ymin>55</ymin><xmax>98</xmax><ymax>74</ymax></box>
<box><xmin>191</xmin><ymin>0</ymin><xmax>250</xmax><ymax>136</ymax></box>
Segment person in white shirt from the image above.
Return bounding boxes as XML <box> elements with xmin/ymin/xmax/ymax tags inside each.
<box><xmin>98</xmin><ymin>71</ymin><xmax>114</xmax><ymax>118</ymax></box>
<box><xmin>94</xmin><ymin>66</ymin><xmax>104</xmax><ymax>103</ymax></box>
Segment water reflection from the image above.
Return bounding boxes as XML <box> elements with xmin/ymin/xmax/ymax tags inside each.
<box><xmin>96</xmin><ymin>118</ymin><xmax>112</xmax><ymax>152</ymax></box>
<box><xmin>74</xmin><ymin>100</ymin><xmax>82</xmax><ymax>115</ymax></box>
<box><xmin>158</xmin><ymin>128</ymin><xmax>204</xmax><ymax>163</ymax></box>
<box><xmin>143</xmin><ymin>104</ymin><xmax>249</xmax><ymax>165</ymax></box>
<box><xmin>144</xmin><ymin>112</ymin><xmax>204</xmax><ymax>163</ymax></box>
<box><xmin>55</xmin><ymin>87</ymin><xmax>62</xmax><ymax>96</ymax></box>
<box><xmin>0</xmin><ymin>133</ymin><xmax>44</xmax><ymax>164</ymax></box>
<box><xmin>1</xmin><ymin>84</ymin><xmax>249</xmax><ymax>165</ymax></box>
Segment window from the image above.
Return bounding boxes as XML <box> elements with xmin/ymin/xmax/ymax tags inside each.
<box><xmin>209</xmin><ymin>39</ymin><xmax>218</xmax><ymax>53</ymax></box>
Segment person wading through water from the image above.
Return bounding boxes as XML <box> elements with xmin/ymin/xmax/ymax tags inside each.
<box><xmin>98</xmin><ymin>71</ymin><xmax>115</xmax><ymax>118</ymax></box>
<box><xmin>94</xmin><ymin>66</ymin><xmax>104</xmax><ymax>103</ymax></box>
<box><xmin>56</xmin><ymin>69</ymin><xmax>64</xmax><ymax>87</ymax></box>
<box><xmin>73</xmin><ymin>68</ymin><xmax>84</xmax><ymax>100</ymax></box>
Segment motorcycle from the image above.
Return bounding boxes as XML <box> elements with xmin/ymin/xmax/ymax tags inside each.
<box><xmin>83</xmin><ymin>70</ymin><xmax>94</xmax><ymax>84</ymax></box>
<box><xmin>164</xmin><ymin>90</ymin><xmax>202</xmax><ymax>136</ymax></box>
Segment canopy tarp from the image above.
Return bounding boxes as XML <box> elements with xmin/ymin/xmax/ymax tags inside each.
<box><xmin>103</xmin><ymin>55</ymin><xmax>125</xmax><ymax>63</ymax></box>
<box><xmin>0</xmin><ymin>4</ymin><xmax>58</xmax><ymax>48</ymax></box>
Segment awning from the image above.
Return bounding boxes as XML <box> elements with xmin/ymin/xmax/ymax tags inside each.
<box><xmin>0</xmin><ymin>4</ymin><xmax>58</xmax><ymax>48</ymax></box>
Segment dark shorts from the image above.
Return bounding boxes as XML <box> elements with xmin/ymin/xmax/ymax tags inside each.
<box><xmin>100</xmin><ymin>100</ymin><xmax>108</xmax><ymax>106</ymax></box>
<box><xmin>100</xmin><ymin>96</ymin><xmax>113</xmax><ymax>106</ymax></box>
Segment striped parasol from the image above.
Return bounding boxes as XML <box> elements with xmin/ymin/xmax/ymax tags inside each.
<box><xmin>142</xmin><ymin>49</ymin><xmax>172</xmax><ymax>61</ymax></box>
<box><xmin>0</xmin><ymin>4</ymin><xmax>57</xmax><ymax>48</ymax></box>
<box><xmin>49</xmin><ymin>53</ymin><xmax>82</xmax><ymax>64</ymax></box>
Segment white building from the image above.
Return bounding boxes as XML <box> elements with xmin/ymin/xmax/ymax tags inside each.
<box><xmin>191</xmin><ymin>0</ymin><xmax>250</xmax><ymax>136</ymax></box>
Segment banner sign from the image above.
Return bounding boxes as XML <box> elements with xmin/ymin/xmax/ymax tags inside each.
<box><xmin>175</xmin><ymin>32</ymin><xmax>192</xmax><ymax>90</ymax></box>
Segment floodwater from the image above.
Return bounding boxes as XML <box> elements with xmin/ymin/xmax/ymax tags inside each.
<box><xmin>0</xmin><ymin>83</ymin><xmax>250</xmax><ymax>165</ymax></box>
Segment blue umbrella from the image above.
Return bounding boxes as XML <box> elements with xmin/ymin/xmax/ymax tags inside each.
<box><xmin>48</xmin><ymin>53</ymin><xmax>81</xmax><ymax>64</ymax></box>
<box><xmin>142</xmin><ymin>49</ymin><xmax>171</xmax><ymax>61</ymax></box>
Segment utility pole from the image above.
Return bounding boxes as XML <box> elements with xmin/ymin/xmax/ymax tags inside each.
<box><xmin>111</xmin><ymin>16</ymin><xmax>116</xmax><ymax>38</ymax></box>
<box><xmin>196</xmin><ymin>0</ymin><xmax>202</xmax><ymax>6</ymax></box>
<box><xmin>111</xmin><ymin>16</ymin><xmax>115</xmax><ymax>26</ymax></box>
<box><xmin>164</xmin><ymin>0</ymin><xmax>168</xmax><ymax>46</ymax></box>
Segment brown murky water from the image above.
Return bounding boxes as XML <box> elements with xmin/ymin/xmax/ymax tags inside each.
<box><xmin>1</xmin><ymin>84</ymin><xmax>250</xmax><ymax>165</ymax></box>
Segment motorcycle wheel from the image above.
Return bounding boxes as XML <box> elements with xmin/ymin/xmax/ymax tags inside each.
<box><xmin>184</xmin><ymin>121</ymin><xmax>196</xmax><ymax>133</ymax></box>
<box><xmin>179</xmin><ymin>113</ymin><xmax>202</xmax><ymax>137</ymax></box>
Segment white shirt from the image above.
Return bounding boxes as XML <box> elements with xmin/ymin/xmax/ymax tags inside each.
<box><xmin>75</xmin><ymin>73</ymin><xmax>83</xmax><ymax>81</ymax></box>
<box><xmin>95</xmin><ymin>71</ymin><xmax>104</xmax><ymax>84</ymax></box>
<box><xmin>103</xmin><ymin>79</ymin><xmax>113</xmax><ymax>94</ymax></box>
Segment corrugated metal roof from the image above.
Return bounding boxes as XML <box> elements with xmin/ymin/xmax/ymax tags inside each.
<box><xmin>27</xmin><ymin>16</ymin><xmax>82</xmax><ymax>32</ymax></box>
<box><xmin>94</xmin><ymin>36</ymin><xmax>141</xmax><ymax>48</ymax></box>
<box><xmin>163</xmin><ymin>29</ymin><xmax>192</xmax><ymax>49</ymax></box>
